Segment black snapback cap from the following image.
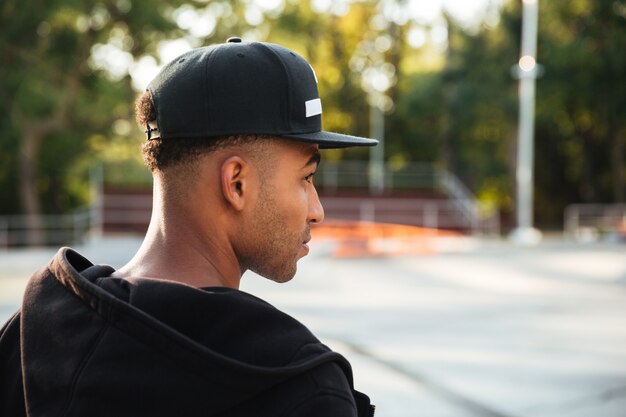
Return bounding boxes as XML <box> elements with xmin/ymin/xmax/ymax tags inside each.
<box><xmin>146</xmin><ymin>37</ymin><xmax>378</xmax><ymax>149</ymax></box>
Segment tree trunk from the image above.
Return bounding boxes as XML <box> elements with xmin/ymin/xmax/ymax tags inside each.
<box><xmin>19</xmin><ymin>128</ymin><xmax>45</xmax><ymax>246</ymax></box>
<box><xmin>579</xmin><ymin>132</ymin><xmax>598</xmax><ymax>202</ymax></box>
<box><xmin>508</xmin><ymin>128</ymin><xmax>518</xmax><ymax>221</ymax></box>
<box><xmin>612</xmin><ymin>130</ymin><xmax>625</xmax><ymax>202</ymax></box>
<box><xmin>12</xmin><ymin>68</ymin><xmax>79</xmax><ymax>246</ymax></box>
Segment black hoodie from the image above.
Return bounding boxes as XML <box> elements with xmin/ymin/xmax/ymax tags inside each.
<box><xmin>0</xmin><ymin>248</ymin><xmax>374</xmax><ymax>416</ymax></box>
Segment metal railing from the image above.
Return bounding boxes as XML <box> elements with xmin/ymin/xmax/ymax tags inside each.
<box><xmin>320</xmin><ymin>197</ymin><xmax>499</xmax><ymax>235</ymax></box>
<box><xmin>436</xmin><ymin>169</ymin><xmax>479</xmax><ymax>227</ymax></box>
<box><xmin>317</xmin><ymin>161</ymin><xmax>442</xmax><ymax>191</ymax></box>
<box><xmin>564</xmin><ymin>203</ymin><xmax>626</xmax><ymax>241</ymax></box>
<box><xmin>0</xmin><ymin>209</ymin><xmax>91</xmax><ymax>248</ymax></box>
<box><xmin>0</xmin><ymin>162</ymin><xmax>502</xmax><ymax>248</ymax></box>
<box><xmin>323</xmin><ymin>198</ymin><xmax>465</xmax><ymax>229</ymax></box>
<box><xmin>315</xmin><ymin>161</ymin><xmax>495</xmax><ymax>233</ymax></box>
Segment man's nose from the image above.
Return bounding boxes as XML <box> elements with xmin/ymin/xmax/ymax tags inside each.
<box><xmin>308</xmin><ymin>185</ymin><xmax>325</xmax><ymax>224</ymax></box>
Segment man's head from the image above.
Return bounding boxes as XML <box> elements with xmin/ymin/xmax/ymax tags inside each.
<box><xmin>138</xmin><ymin>38</ymin><xmax>377</xmax><ymax>283</ymax></box>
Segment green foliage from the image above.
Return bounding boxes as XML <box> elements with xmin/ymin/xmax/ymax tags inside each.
<box><xmin>399</xmin><ymin>0</ymin><xmax>626</xmax><ymax>226</ymax></box>
<box><xmin>0</xmin><ymin>122</ymin><xmax>20</xmax><ymax>214</ymax></box>
<box><xmin>0</xmin><ymin>0</ymin><xmax>185</xmax><ymax>214</ymax></box>
<box><xmin>390</xmin><ymin>72</ymin><xmax>444</xmax><ymax>162</ymax></box>
<box><xmin>531</xmin><ymin>0</ymin><xmax>626</xmax><ymax>225</ymax></box>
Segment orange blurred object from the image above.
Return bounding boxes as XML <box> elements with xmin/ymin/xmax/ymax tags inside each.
<box><xmin>311</xmin><ymin>220</ymin><xmax>464</xmax><ymax>258</ymax></box>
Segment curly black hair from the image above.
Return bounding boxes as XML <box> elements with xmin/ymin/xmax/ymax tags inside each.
<box><xmin>135</xmin><ymin>91</ymin><xmax>267</xmax><ymax>172</ymax></box>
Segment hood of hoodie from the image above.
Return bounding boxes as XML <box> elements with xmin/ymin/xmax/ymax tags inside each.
<box><xmin>16</xmin><ymin>247</ymin><xmax>355</xmax><ymax>417</ymax></box>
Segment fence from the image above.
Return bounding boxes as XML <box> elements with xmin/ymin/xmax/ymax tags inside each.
<box><xmin>316</xmin><ymin>161</ymin><xmax>499</xmax><ymax>234</ymax></box>
<box><xmin>317</xmin><ymin>161</ymin><xmax>441</xmax><ymax>191</ymax></box>
<box><xmin>564</xmin><ymin>203</ymin><xmax>626</xmax><ymax>241</ymax></box>
<box><xmin>319</xmin><ymin>197</ymin><xmax>499</xmax><ymax>233</ymax></box>
<box><xmin>0</xmin><ymin>162</ymin><xmax>502</xmax><ymax>248</ymax></box>
<box><xmin>0</xmin><ymin>209</ymin><xmax>91</xmax><ymax>249</ymax></box>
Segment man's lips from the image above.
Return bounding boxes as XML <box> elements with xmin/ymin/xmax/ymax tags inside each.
<box><xmin>301</xmin><ymin>234</ymin><xmax>311</xmax><ymax>255</ymax></box>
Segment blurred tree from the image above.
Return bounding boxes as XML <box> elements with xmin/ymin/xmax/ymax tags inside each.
<box><xmin>536</xmin><ymin>0</ymin><xmax>626</xmax><ymax>209</ymax></box>
<box><xmin>0</xmin><ymin>0</ymin><xmax>186</xmax><ymax>244</ymax></box>
<box><xmin>390</xmin><ymin>4</ymin><xmax>519</xmax><ymax>216</ymax></box>
<box><xmin>410</xmin><ymin>0</ymin><xmax>626</xmax><ymax>227</ymax></box>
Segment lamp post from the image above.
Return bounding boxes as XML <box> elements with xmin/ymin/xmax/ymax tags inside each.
<box><xmin>369</xmin><ymin>90</ymin><xmax>387</xmax><ymax>195</ymax></box>
<box><xmin>364</xmin><ymin>62</ymin><xmax>395</xmax><ymax>195</ymax></box>
<box><xmin>510</xmin><ymin>0</ymin><xmax>542</xmax><ymax>245</ymax></box>
<box><xmin>352</xmin><ymin>34</ymin><xmax>395</xmax><ymax>195</ymax></box>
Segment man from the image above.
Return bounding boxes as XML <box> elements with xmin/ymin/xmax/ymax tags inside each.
<box><xmin>0</xmin><ymin>37</ymin><xmax>377</xmax><ymax>416</ymax></box>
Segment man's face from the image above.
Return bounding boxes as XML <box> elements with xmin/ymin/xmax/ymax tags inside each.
<box><xmin>243</xmin><ymin>140</ymin><xmax>324</xmax><ymax>283</ymax></box>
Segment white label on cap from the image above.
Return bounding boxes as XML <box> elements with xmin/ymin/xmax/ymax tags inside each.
<box><xmin>306</xmin><ymin>98</ymin><xmax>322</xmax><ymax>117</ymax></box>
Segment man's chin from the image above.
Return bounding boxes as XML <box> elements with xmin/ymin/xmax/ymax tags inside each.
<box><xmin>252</xmin><ymin>264</ymin><xmax>297</xmax><ymax>284</ymax></box>
<box><xmin>269</xmin><ymin>274</ymin><xmax>296</xmax><ymax>284</ymax></box>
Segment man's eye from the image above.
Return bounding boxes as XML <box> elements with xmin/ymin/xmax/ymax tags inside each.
<box><xmin>304</xmin><ymin>173</ymin><xmax>315</xmax><ymax>183</ymax></box>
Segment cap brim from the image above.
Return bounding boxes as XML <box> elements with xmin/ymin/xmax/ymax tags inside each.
<box><xmin>281</xmin><ymin>131</ymin><xmax>378</xmax><ymax>149</ymax></box>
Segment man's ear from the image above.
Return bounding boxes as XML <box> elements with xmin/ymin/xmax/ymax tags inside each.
<box><xmin>220</xmin><ymin>156</ymin><xmax>250</xmax><ymax>211</ymax></box>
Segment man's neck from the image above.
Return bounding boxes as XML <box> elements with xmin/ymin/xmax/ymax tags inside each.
<box><xmin>112</xmin><ymin>199</ymin><xmax>242</xmax><ymax>289</ymax></box>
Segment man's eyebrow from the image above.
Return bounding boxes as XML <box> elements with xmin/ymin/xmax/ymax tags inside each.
<box><xmin>304</xmin><ymin>151</ymin><xmax>321</xmax><ymax>168</ymax></box>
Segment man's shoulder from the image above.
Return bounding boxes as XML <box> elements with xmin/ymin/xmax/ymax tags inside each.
<box><xmin>97</xmin><ymin>277</ymin><xmax>326</xmax><ymax>368</ymax></box>
<box><xmin>225</xmin><ymin>361</ymin><xmax>358</xmax><ymax>417</ymax></box>
<box><xmin>0</xmin><ymin>311</ymin><xmax>27</xmax><ymax>417</ymax></box>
